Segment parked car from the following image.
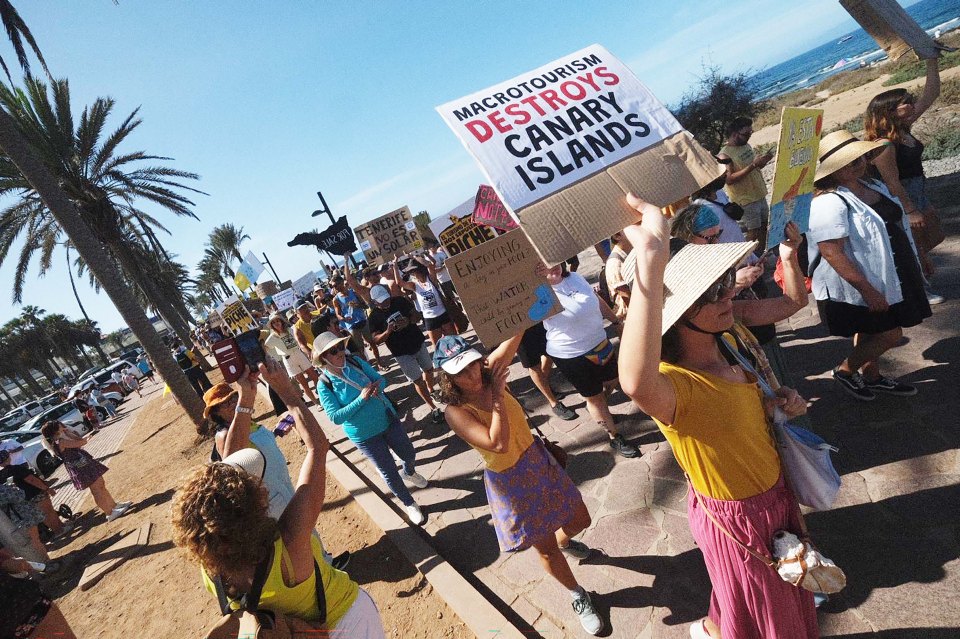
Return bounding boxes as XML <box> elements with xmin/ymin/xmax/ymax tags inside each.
<box><xmin>21</xmin><ymin>401</ymin><xmax>97</xmax><ymax>435</ymax></box>
<box><xmin>0</xmin><ymin>414</ymin><xmax>23</xmax><ymax>433</ymax></box>
<box><xmin>104</xmin><ymin>360</ymin><xmax>145</xmax><ymax>381</ymax></box>
<box><xmin>77</xmin><ymin>365</ymin><xmax>103</xmax><ymax>380</ymax></box>
<box><xmin>69</xmin><ymin>376</ymin><xmax>126</xmax><ymax>400</ymax></box>
<box><xmin>0</xmin><ymin>429</ymin><xmax>66</xmax><ymax>478</ymax></box>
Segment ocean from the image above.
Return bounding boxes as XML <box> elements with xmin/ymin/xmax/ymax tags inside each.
<box><xmin>750</xmin><ymin>0</ymin><xmax>960</xmax><ymax>100</ymax></box>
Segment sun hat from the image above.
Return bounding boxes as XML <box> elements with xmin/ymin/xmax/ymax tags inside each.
<box><xmin>268</xmin><ymin>312</ymin><xmax>284</xmax><ymax>323</ymax></box>
<box><xmin>433</xmin><ymin>335</ymin><xmax>484</xmax><ymax>374</ymax></box>
<box><xmin>814</xmin><ymin>130</ymin><xmax>886</xmax><ymax>183</ymax></box>
<box><xmin>312</xmin><ymin>331</ymin><xmax>351</xmax><ymax>361</ymax></box>
<box><xmin>370</xmin><ymin>285</ymin><xmax>391</xmax><ymax>304</ymax></box>
<box><xmin>220</xmin><ymin>448</ymin><xmax>265</xmax><ymax>481</ymax></box>
<box><xmin>313</xmin><ymin>284</ymin><xmax>324</xmax><ymax>292</ymax></box>
<box><xmin>661</xmin><ymin>241</ymin><xmax>757</xmax><ymax>334</ymax></box>
<box><xmin>202</xmin><ymin>383</ymin><xmax>238</xmax><ymax>419</ymax></box>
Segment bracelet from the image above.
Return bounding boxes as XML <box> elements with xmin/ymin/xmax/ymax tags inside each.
<box><xmin>235</xmin><ymin>406</ymin><xmax>254</xmax><ymax>415</ymax></box>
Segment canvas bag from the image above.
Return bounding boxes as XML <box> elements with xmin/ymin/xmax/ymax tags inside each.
<box><xmin>721</xmin><ymin>339</ymin><xmax>841</xmax><ymax>510</ymax></box>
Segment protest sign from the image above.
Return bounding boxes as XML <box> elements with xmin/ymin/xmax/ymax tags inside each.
<box><xmin>472</xmin><ymin>184</ymin><xmax>519</xmax><ymax>232</ymax></box>
<box><xmin>287</xmin><ymin>216</ymin><xmax>358</xmax><ymax>256</ymax></box>
<box><xmin>291</xmin><ymin>272</ymin><xmax>317</xmax><ymax>300</ymax></box>
<box><xmin>429</xmin><ymin>194</ymin><xmax>508</xmax><ymax>256</ymax></box>
<box><xmin>437</xmin><ymin>44</ymin><xmax>721</xmax><ymax>265</ymax></box>
<box><xmin>766</xmin><ymin>107</ymin><xmax>823</xmax><ymax>249</ymax></box>
<box><xmin>234</xmin><ymin>251</ymin><xmax>265</xmax><ymax>291</ymax></box>
<box><xmin>354</xmin><ymin>206</ymin><xmax>422</xmax><ymax>264</ymax></box>
<box><xmin>446</xmin><ymin>229</ymin><xmax>561</xmax><ymax>348</ymax></box>
<box><xmin>220</xmin><ymin>297</ymin><xmax>257</xmax><ymax>335</ymax></box>
<box><xmin>841</xmin><ymin>0</ymin><xmax>950</xmax><ymax>61</ymax></box>
<box><xmin>272</xmin><ymin>288</ymin><xmax>297</xmax><ymax>311</ymax></box>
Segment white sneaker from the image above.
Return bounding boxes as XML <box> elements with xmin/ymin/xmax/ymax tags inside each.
<box><xmin>689</xmin><ymin>619</ymin><xmax>711</xmax><ymax>638</ymax></box>
<box><xmin>927</xmin><ymin>291</ymin><xmax>945</xmax><ymax>305</ymax></box>
<box><xmin>405</xmin><ymin>503</ymin><xmax>426</xmax><ymax>526</ymax></box>
<box><xmin>400</xmin><ymin>470</ymin><xmax>428</xmax><ymax>488</ymax></box>
<box><xmin>106</xmin><ymin>503</ymin><xmax>131</xmax><ymax>522</ymax></box>
<box><xmin>572</xmin><ymin>591</ymin><xmax>603</xmax><ymax>635</ymax></box>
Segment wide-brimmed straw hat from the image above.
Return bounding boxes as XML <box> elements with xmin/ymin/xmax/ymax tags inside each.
<box><xmin>312</xmin><ymin>331</ymin><xmax>351</xmax><ymax>363</ymax></box>
<box><xmin>814</xmin><ymin>130</ymin><xmax>885</xmax><ymax>183</ymax></box>
<box><xmin>202</xmin><ymin>382</ymin><xmax>238</xmax><ymax>419</ymax></box>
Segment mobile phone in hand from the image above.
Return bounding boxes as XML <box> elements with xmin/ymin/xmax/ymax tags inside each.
<box><xmin>236</xmin><ymin>329</ymin><xmax>266</xmax><ymax>369</ymax></box>
<box><xmin>273</xmin><ymin>414</ymin><xmax>295</xmax><ymax>436</ymax></box>
<box><xmin>212</xmin><ymin>337</ymin><xmax>244</xmax><ymax>383</ymax></box>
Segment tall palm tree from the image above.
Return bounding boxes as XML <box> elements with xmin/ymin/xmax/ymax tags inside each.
<box><xmin>205</xmin><ymin>223</ymin><xmax>249</xmax><ymax>279</ymax></box>
<box><xmin>0</xmin><ymin>3</ymin><xmax>206</xmax><ymax>424</ymax></box>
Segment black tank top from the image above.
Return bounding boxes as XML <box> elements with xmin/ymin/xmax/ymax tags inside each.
<box><xmin>895</xmin><ymin>139</ymin><xmax>924</xmax><ymax>180</ymax></box>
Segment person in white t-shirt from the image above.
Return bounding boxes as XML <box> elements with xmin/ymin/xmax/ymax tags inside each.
<box><xmin>539</xmin><ymin>263</ymin><xmax>640</xmax><ymax>458</ymax></box>
<box><xmin>395</xmin><ymin>256</ymin><xmax>457</xmax><ymax>349</ymax></box>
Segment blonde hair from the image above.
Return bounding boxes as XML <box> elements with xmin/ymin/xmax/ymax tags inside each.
<box><xmin>170</xmin><ymin>463</ymin><xmax>278</xmax><ymax>579</ymax></box>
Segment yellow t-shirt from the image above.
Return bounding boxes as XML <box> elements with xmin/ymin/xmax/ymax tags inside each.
<box><xmin>462</xmin><ymin>392</ymin><xmax>534</xmax><ymax>473</ymax></box>
<box><xmin>720</xmin><ymin>143</ymin><xmax>767</xmax><ymax>206</ymax></box>
<box><xmin>202</xmin><ymin>534</ymin><xmax>358</xmax><ymax>628</ymax></box>
<box><xmin>294</xmin><ymin>317</ymin><xmax>315</xmax><ymax>348</ymax></box>
<box><xmin>653</xmin><ymin>362</ymin><xmax>780</xmax><ymax>501</ymax></box>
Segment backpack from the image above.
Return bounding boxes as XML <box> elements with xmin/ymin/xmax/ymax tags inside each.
<box><xmin>317</xmin><ymin>354</ymin><xmax>365</xmax><ymax>392</ymax></box>
<box><xmin>203</xmin><ymin>546</ymin><xmax>326</xmax><ymax>639</ymax></box>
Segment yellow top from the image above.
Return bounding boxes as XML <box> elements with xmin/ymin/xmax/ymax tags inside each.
<box><xmin>653</xmin><ymin>361</ymin><xmax>780</xmax><ymax>501</ymax></box>
<box><xmin>462</xmin><ymin>392</ymin><xmax>534</xmax><ymax>473</ymax></box>
<box><xmin>294</xmin><ymin>317</ymin><xmax>315</xmax><ymax>347</ymax></box>
<box><xmin>202</xmin><ymin>534</ymin><xmax>358</xmax><ymax>628</ymax></box>
<box><xmin>720</xmin><ymin>143</ymin><xmax>768</xmax><ymax>205</ymax></box>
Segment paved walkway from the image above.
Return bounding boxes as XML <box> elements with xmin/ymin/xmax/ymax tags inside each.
<box><xmin>314</xmin><ymin>169</ymin><xmax>960</xmax><ymax>638</ymax></box>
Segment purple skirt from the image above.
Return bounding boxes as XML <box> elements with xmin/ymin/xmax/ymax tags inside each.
<box><xmin>484</xmin><ymin>438</ymin><xmax>584</xmax><ymax>552</ymax></box>
<box><xmin>61</xmin><ymin>447</ymin><xmax>108</xmax><ymax>490</ymax></box>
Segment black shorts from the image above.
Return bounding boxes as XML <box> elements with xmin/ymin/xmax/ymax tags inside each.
<box><xmin>817</xmin><ymin>298</ymin><xmax>928</xmax><ymax>337</ymax></box>
<box><xmin>552</xmin><ymin>349</ymin><xmax>618</xmax><ymax>398</ymax></box>
<box><xmin>517</xmin><ymin>323</ymin><xmax>548</xmax><ymax>369</ymax></box>
<box><xmin>423</xmin><ymin>312</ymin><xmax>451</xmax><ymax>331</ymax></box>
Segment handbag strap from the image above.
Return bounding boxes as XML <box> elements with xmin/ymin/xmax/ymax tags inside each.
<box><xmin>212</xmin><ymin>550</ymin><xmax>326</xmax><ymax>624</ymax></box>
<box><xmin>687</xmin><ymin>480</ymin><xmax>776</xmax><ymax>568</ymax></box>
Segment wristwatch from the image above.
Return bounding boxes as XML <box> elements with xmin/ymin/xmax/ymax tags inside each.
<box><xmin>235</xmin><ymin>406</ymin><xmax>254</xmax><ymax>415</ymax></box>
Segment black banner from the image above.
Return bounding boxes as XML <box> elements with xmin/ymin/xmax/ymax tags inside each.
<box><xmin>288</xmin><ymin>216</ymin><xmax>358</xmax><ymax>255</ymax></box>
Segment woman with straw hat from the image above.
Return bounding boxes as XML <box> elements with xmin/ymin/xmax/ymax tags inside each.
<box><xmin>808</xmin><ymin>130</ymin><xmax>929</xmax><ymax>402</ymax></box>
<box><xmin>311</xmin><ymin>331</ymin><xmax>428</xmax><ymax>526</ymax></box>
<box><xmin>618</xmin><ymin>194</ymin><xmax>817</xmax><ymax>639</ymax></box>
<box><xmin>264</xmin><ymin>312</ymin><xmax>320</xmax><ymax>405</ymax></box>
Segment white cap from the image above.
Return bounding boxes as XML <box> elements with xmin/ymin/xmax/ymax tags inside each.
<box><xmin>370</xmin><ymin>285</ymin><xmax>391</xmax><ymax>304</ymax></box>
<box><xmin>220</xmin><ymin>448</ymin><xmax>265</xmax><ymax>480</ymax></box>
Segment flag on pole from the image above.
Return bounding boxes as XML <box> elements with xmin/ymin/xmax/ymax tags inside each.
<box><xmin>233</xmin><ymin>251</ymin><xmax>265</xmax><ymax>290</ymax></box>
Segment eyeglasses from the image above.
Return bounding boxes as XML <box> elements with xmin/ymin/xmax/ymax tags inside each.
<box><xmin>695</xmin><ymin>268</ymin><xmax>737</xmax><ymax>306</ymax></box>
<box><xmin>694</xmin><ymin>228</ymin><xmax>723</xmax><ymax>244</ymax></box>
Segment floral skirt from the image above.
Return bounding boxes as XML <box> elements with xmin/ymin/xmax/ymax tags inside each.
<box><xmin>62</xmin><ymin>447</ymin><xmax>108</xmax><ymax>490</ymax></box>
<box><xmin>483</xmin><ymin>438</ymin><xmax>584</xmax><ymax>552</ymax></box>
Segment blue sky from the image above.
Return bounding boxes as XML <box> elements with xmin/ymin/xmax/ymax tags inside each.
<box><xmin>1</xmin><ymin>1</ymin><xmax>895</xmax><ymax>331</ymax></box>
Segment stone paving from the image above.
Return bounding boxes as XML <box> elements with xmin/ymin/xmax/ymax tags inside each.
<box><xmin>314</xmin><ymin>169</ymin><xmax>960</xmax><ymax>638</ymax></box>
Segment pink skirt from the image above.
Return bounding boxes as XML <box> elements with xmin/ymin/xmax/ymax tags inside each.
<box><xmin>687</xmin><ymin>476</ymin><xmax>818</xmax><ymax>639</ymax></box>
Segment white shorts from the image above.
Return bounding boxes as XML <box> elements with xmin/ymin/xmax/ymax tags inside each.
<box><xmin>283</xmin><ymin>349</ymin><xmax>314</xmax><ymax>377</ymax></box>
<box><xmin>394</xmin><ymin>343</ymin><xmax>433</xmax><ymax>382</ymax></box>
<box><xmin>331</xmin><ymin>588</ymin><xmax>384</xmax><ymax>638</ymax></box>
<box><xmin>739</xmin><ymin>199</ymin><xmax>770</xmax><ymax>231</ymax></box>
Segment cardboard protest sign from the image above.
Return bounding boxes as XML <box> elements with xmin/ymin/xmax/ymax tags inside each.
<box><xmin>766</xmin><ymin>107</ymin><xmax>823</xmax><ymax>249</ymax></box>
<box><xmin>354</xmin><ymin>206</ymin><xmax>422</xmax><ymax>264</ymax></box>
<box><xmin>446</xmin><ymin>229</ymin><xmax>561</xmax><ymax>348</ymax></box>
<box><xmin>291</xmin><ymin>272</ymin><xmax>317</xmax><ymax>299</ymax></box>
<box><xmin>429</xmin><ymin>194</ymin><xmax>508</xmax><ymax>256</ymax></box>
<box><xmin>472</xmin><ymin>184</ymin><xmax>519</xmax><ymax>232</ymax></box>
<box><xmin>219</xmin><ymin>297</ymin><xmax>258</xmax><ymax>335</ymax></box>
<box><xmin>840</xmin><ymin>0</ymin><xmax>950</xmax><ymax>60</ymax></box>
<box><xmin>437</xmin><ymin>44</ymin><xmax>721</xmax><ymax>265</ymax></box>
<box><xmin>272</xmin><ymin>288</ymin><xmax>297</xmax><ymax>311</ymax></box>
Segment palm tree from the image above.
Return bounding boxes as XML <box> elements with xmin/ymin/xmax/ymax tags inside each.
<box><xmin>0</xmin><ymin>3</ymin><xmax>206</xmax><ymax>425</ymax></box>
<box><xmin>205</xmin><ymin>223</ymin><xmax>249</xmax><ymax>279</ymax></box>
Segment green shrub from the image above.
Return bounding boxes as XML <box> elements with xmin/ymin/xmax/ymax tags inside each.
<box><xmin>883</xmin><ymin>49</ymin><xmax>960</xmax><ymax>86</ymax></box>
<box><xmin>922</xmin><ymin>127</ymin><xmax>960</xmax><ymax>161</ymax></box>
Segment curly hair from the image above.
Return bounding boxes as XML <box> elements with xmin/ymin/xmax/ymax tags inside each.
<box><xmin>436</xmin><ymin>366</ymin><xmax>491</xmax><ymax>406</ymax></box>
<box><xmin>864</xmin><ymin>88</ymin><xmax>911</xmax><ymax>144</ymax></box>
<box><xmin>170</xmin><ymin>463</ymin><xmax>278</xmax><ymax>579</ymax></box>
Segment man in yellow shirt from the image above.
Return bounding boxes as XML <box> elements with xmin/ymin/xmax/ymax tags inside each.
<box><xmin>718</xmin><ymin>116</ymin><xmax>773</xmax><ymax>250</ymax></box>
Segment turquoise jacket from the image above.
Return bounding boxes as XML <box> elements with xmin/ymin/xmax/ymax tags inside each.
<box><xmin>317</xmin><ymin>357</ymin><xmax>395</xmax><ymax>442</ymax></box>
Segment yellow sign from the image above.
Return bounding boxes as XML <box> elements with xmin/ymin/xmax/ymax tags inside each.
<box><xmin>767</xmin><ymin>107</ymin><xmax>823</xmax><ymax>249</ymax></box>
<box><xmin>220</xmin><ymin>300</ymin><xmax>257</xmax><ymax>335</ymax></box>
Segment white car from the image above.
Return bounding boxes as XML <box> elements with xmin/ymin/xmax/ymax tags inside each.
<box><xmin>21</xmin><ymin>401</ymin><xmax>98</xmax><ymax>435</ymax></box>
<box><xmin>0</xmin><ymin>429</ymin><xmax>65</xmax><ymax>478</ymax></box>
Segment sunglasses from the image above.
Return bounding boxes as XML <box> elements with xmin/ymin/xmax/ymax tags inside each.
<box><xmin>326</xmin><ymin>344</ymin><xmax>346</xmax><ymax>355</ymax></box>
<box><xmin>694</xmin><ymin>228</ymin><xmax>723</xmax><ymax>244</ymax></box>
<box><xmin>695</xmin><ymin>268</ymin><xmax>737</xmax><ymax>306</ymax></box>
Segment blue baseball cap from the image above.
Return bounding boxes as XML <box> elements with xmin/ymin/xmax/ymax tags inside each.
<box><xmin>433</xmin><ymin>335</ymin><xmax>483</xmax><ymax>374</ymax></box>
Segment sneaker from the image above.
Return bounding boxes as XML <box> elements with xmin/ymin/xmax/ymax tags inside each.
<box><xmin>609</xmin><ymin>434</ymin><xmax>640</xmax><ymax>458</ymax></box>
<box><xmin>572</xmin><ymin>591</ymin><xmax>603</xmax><ymax>635</ymax></box>
<box><xmin>405</xmin><ymin>503</ymin><xmax>426</xmax><ymax>526</ymax></box>
<box><xmin>401</xmin><ymin>470</ymin><xmax>429</xmax><ymax>488</ymax></box>
<box><xmin>331</xmin><ymin>551</ymin><xmax>351</xmax><ymax>571</ymax></box>
<box><xmin>813</xmin><ymin>592</ymin><xmax>829</xmax><ymax>608</ymax></box>
<box><xmin>689</xmin><ymin>619</ymin><xmax>711</xmax><ymax>638</ymax></box>
<box><xmin>115</xmin><ymin>501</ymin><xmax>133</xmax><ymax>509</ymax></box>
<box><xmin>926</xmin><ymin>290</ymin><xmax>945</xmax><ymax>305</ymax></box>
<box><xmin>430</xmin><ymin>408</ymin><xmax>444</xmax><ymax>424</ymax></box>
<box><xmin>832</xmin><ymin>368</ymin><xmax>875</xmax><ymax>401</ymax></box>
<box><xmin>551</xmin><ymin>402</ymin><xmax>577</xmax><ymax>421</ymax></box>
<box><xmin>560</xmin><ymin>539</ymin><xmax>594</xmax><ymax>561</ymax></box>
<box><xmin>864</xmin><ymin>375</ymin><xmax>917</xmax><ymax>396</ymax></box>
<box><xmin>106</xmin><ymin>503</ymin><xmax>131</xmax><ymax>522</ymax></box>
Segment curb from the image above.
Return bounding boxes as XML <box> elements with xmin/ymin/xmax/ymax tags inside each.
<box><xmin>325</xmin><ymin>440</ymin><xmax>525</xmax><ymax>639</ymax></box>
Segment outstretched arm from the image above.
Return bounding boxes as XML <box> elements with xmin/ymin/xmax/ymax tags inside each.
<box><xmin>733</xmin><ymin>221</ymin><xmax>809</xmax><ymax>326</ymax></box>
<box><xmin>911</xmin><ymin>58</ymin><xmax>940</xmax><ymax>122</ymax></box>
<box><xmin>394</xmin><ymin>258</ymin><xmax>415</xmax><ymax>291</ymax></box>
<box><xmin>618</xmin><ymin>194</ymin><xmax>678</xmax><ymax>425</ymax></box>
<box><xmin>445</xmin><ymin>360</ymin><xmax>511</xmax><ymax>453</ymax></box>
<box><xmin>343</xmin><ymin>253</ymin><xmax>371</xmax><ymax>305</ymax></box>
<box><xmin>485</xmin><ymin>332</ymin><xmax>524</xmax><ymax>371</ymax></box>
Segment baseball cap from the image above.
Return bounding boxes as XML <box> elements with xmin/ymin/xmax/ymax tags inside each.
<box><xmin>370</xmin><ymin>285</ymin><xmax>391</xmax><ymax>304</ymax></box>
<box><xmin>433</xmin><ymin>335</ymin><xmax>484</xmax><ymax>374</ymax></box>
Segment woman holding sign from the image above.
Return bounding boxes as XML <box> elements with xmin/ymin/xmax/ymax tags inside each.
<box><xmin>394</xmin><ymin>257</ymin><xmax>457</xmax><ymax>348</ymax></box>
<box><xmin>264</xmin><ymin>313</ymin><xmax>320</xmax><ymax>405</ymax></box>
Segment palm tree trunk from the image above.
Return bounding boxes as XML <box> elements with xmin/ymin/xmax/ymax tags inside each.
<box><xmin>0</xmin><ymin>109</ymin><xmax>206</xmax><ymax>427</ymax></box>
<box><xmin>77</xmin><ymin>346</ymin><xmax>93</xmax><ymax>368</ymax></box>
<box><xmin>65</xmin><ymin>246</ymin><xmax>92</xmax><ymax>323</ymax></box>
<box><xmin>19</xmin><ymin>371</ymin><xmax>44</xmax><ymax>397</ymax></box>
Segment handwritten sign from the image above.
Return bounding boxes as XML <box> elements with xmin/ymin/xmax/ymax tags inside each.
<box><xmin>472</xmin><ymin>185</ymin><xmax>519</xmax><ymax>231</ymax></box>
<box><xmin>220</xmin><ymin>299</ymin><xmax>257</xmax><ymax>335</ymax></box>
<box><xmin>272</xmin><ymin>288</ymin><xmax>296</xmax><ymax>312</ymax></box>
<box><xmin>291</xmin><ymin>272</ymin><xmax>317</xmax><ymax>299</ymax></box>
<box><xmin>767</xmin><ymin>107</ymin><xmax>823</xmax><ymax>248</ymax></box>
<box><xmin>446</xmin><ymin>229</ymin><xmax>561</xmax><ymax>348</ymax></box>
<box><xmin>354</xmin><ymin>205</ymin><xmax>422</xmax><ymax>265</ymax></box>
